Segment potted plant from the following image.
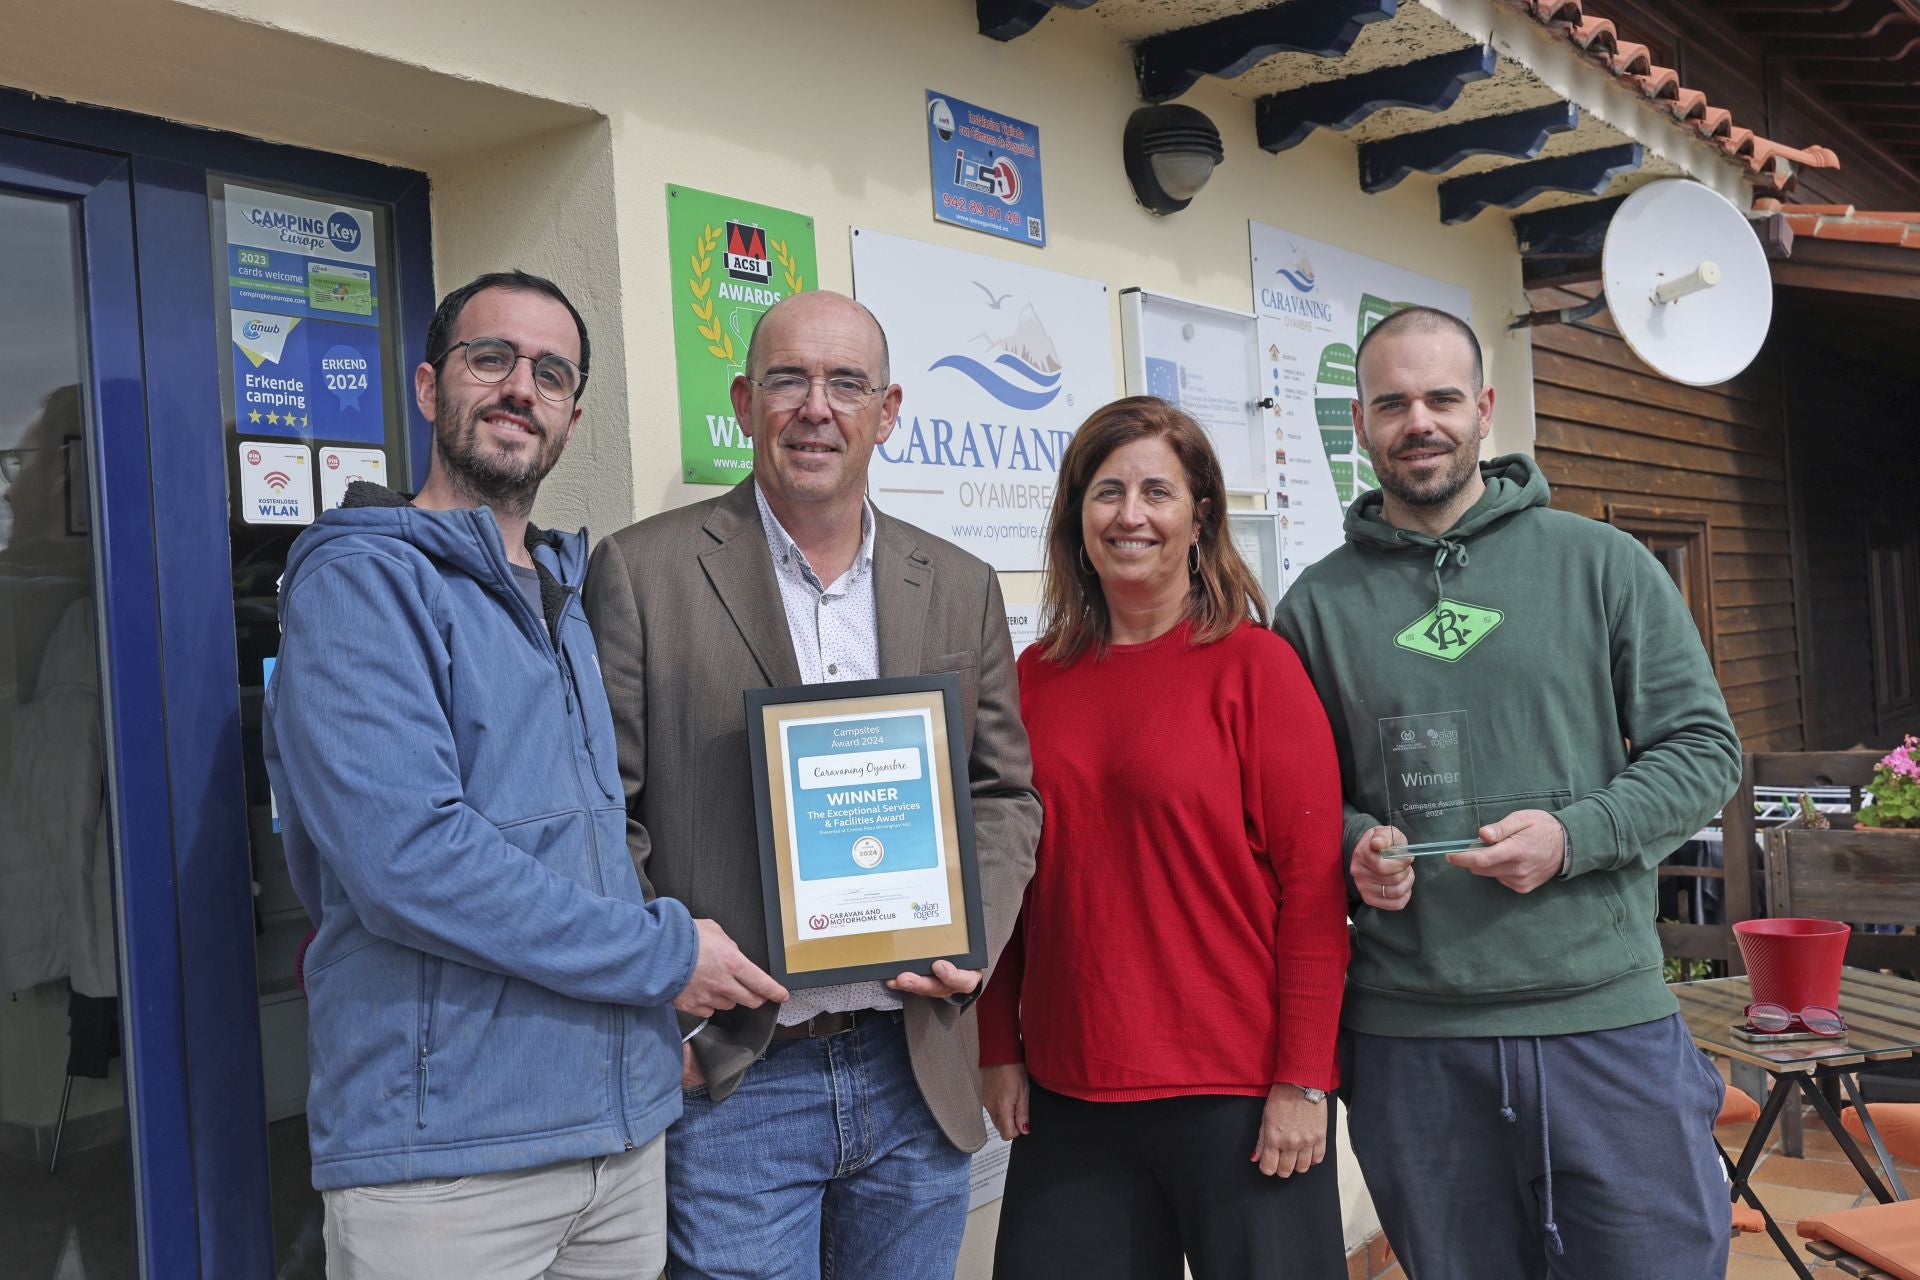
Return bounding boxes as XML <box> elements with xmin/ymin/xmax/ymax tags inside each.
<box><xmin>1856</xmin><ymin>735</ymin><xmax>1920</xmax><ymax>830</ymax></box>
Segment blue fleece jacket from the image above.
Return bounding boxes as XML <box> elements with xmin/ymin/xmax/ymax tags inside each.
<box><xmin>264</xmin><ymin>485</ymin><xmax>697</xmax><ymax>1190</ymax></box>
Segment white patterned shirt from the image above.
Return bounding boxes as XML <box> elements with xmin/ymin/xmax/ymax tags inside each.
<box><xmin>753</xmin><ymin>483</ymin><xmax>902</xmax><ymax>1025</ymax></box>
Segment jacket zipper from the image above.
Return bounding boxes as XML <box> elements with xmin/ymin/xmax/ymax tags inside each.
<box><xmin>417</xmin><ymin>952</ymin><xmax>442</xmax><ymax>1128</ymax></box>
<box><xmin>496</xmin><ymin>529</ymin><xmax>636</xmax><ymax>1150</ymax></box>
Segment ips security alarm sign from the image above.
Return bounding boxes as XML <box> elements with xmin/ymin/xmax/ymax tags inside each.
<box><xmin>667</xmin><ymin>185</ymin><xmax>817</xmax><ymax>485</ymax></box>
<box><xmin>224</xmin><ymin>184</ymin><xmax>383</xmax><ymax>447</ymax></box>
<box><xmin>926</xmin><ymin>91</ymin><xmax>1045</xmax><ymax>246</ymax></box>
<box><xmin>852</xmin><ymin>228</ymin><xmax>1112</xmax><ymax>571</ymax></box>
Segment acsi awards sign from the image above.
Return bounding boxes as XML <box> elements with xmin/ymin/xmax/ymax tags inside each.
<box><xmin>852</xmin><ymin>228</ymin><xmax>1112</xmax><ymax>571</ymax></box>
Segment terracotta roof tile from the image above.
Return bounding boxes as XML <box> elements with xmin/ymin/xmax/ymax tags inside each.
<box><xmin>1763</xmin><ymin>203</ymin><xmax>1920</xmax><ymax>250</ymax></box>
<box><xmin>1506</xmin><ymin>0</ymin><xmax>1842</xmax><ymax>198</ymax></box>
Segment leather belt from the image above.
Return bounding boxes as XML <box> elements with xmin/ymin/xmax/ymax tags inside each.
<box><xmin>769</xmin><ymin>1008</ymin><xmax>899</xmax><ymax>1041</ymax></box>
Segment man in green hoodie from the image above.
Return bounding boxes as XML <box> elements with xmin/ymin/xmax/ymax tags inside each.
<box><xmin>1273</xmin><ymin>306</ymin><xmax>1741</xmax><ymax>1279</ymax></box>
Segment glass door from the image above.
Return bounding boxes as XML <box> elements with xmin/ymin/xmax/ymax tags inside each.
<box><xmin>0</xmin><ymin>135</ymin><xmax>197</xmax><ymax>1279</ymax></box>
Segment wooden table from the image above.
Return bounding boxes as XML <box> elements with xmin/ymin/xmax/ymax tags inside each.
<box><xmin>1672</xmin><ymin>968</ymin><xmax>1920</xmax><ymax>1278</ymax></box>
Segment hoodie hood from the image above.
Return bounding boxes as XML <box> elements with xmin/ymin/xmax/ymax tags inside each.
<box><xmin>283</xmin><ymin>481</ymin><xmax>585</xmax><ymax>629</ymax></box>
<box><xmin>1341</xmin><ymin>454</ymin><xmax>1550</xmax><ymax>609</ymax></box>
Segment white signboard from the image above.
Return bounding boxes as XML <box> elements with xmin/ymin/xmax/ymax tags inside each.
<box><xmin>237</xmin><ymin>440</ymin><xmax>314</xmax><ymax>526</ymax></box>
<box><xmin>1003</xmin><ymin>601</ymin><xmax>1040</xmax><ymax>658</ymax></box>
<box><xmin>852</xmin><ymin>228</ymin><xmax>1114</xmax><ymax>570</ymax></box>
<box><xmin>969</xmin><ymin>1108</ymin><xmax>1013</xmax><ymax>1209</ymax></box>
<box><xmin>1118</xmin><ymin>289</ymin><xmax>1264</xmax><ymax>494</ymax></box>
<box><xmin>318</xmin><ymin>446</ymin><xmax>387</xmax><ymax>510</ymax></box>
<box><xmin>1249</xmin><ymin>224</ymin><xmax>1469</xmax><ymax>592</ymax></box>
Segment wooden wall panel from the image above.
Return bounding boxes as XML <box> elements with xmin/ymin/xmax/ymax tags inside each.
<box><xmin>1527</xmin><ymin>284</ymin><xmax>1804</xmax><ymax>750</ymax></box>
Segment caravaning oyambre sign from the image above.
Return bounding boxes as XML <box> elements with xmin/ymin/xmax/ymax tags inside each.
<box><xmin>667</xmin><ymin>185</ymin><xmax>818</xmax><ymax>485</ymax></box>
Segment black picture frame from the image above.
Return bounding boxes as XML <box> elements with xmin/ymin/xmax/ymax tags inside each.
<box><xmin>744</xmin><ymin>672</ymin><xmax>987</xmax><ymax>990</ymax></box>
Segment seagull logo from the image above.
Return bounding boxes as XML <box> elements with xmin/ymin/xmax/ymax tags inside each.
<box><xmin>930</xmin><ymin>302</ymin><xmax>1065</xmax><ymax>410</ymax></box>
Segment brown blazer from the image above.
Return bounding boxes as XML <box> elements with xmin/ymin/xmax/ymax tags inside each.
<box><xmin>582</xmin><ymin>478</ymin><xmax>1040</xmax><ymax>1151</ymax></box>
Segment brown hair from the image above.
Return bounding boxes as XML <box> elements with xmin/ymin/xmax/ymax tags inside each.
<box><xmin>1037</xmin><ymin>396</ymin><xmax>1266</xmax><ymax>665</ymax></box>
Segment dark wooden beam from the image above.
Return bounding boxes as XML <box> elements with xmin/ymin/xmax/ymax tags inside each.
<box><xmin>1357</xmin><ymin>102</ymin><xmax>1577</xmax><ymax>192</ymax></box>
<box><xmin>976</xmin><ymin>0</ymin><xmax>1099</xmax><ymax>42</ymax></box>
<box><xmin>1790</xmin><ymin>54</ymin><xmax>1920</xmax><ymax>82</ymax></box>
<box><xmin>1512</xmin><ymin>194</ymin><xmax>1626</xmax><ymax>260</ymax></box>
<box><xmin>1135</xmin><ymin>0</ymin><xmax>1397</xmax><ymax>104</ymax></box>
<box><xmin>1817</xmin><ymin>82</ymin><xmax>1920</xmax><ymax>103</ymax></box>
<box><xmin>1767</xmin><ymin>23</ymin><xmax>1920</xmax><ymax>58</ymax></box>
<box><xmin>1773</xmin><ymin>260</ymin><xmax>1920</xmax><ymax>302</ymax></box>
<box><xmin>1436</xmin><ymin>143</ymin><xmax>1641</xmax><ymax>224</ymax></box>
<box><xmin>1735</xmin><ymin>8</ymin><xmax>1915</xmax><ymax>40</ymax></box>
<box><xmin>1255</xmin><ymin>45</ymin><xmax>1496</xmax><ymax>153</ymax></box>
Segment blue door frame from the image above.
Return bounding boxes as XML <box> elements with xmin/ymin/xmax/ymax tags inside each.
<box><xmin>0</xmin><ymin>91</ymin><xmax>435</xmax><ymax>1278</ymax></box>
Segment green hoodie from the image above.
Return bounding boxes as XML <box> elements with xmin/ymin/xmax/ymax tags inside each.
<box><xmin>1273</xmin><ymin>455</ymin><xmax>1741</xmax><ymax>1037</ymax></box>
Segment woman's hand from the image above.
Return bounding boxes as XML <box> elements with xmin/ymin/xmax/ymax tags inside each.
<box><xmin>1251</xmin><ymin>1084</ymin><xmax>1327</xmax><ymax>1177</ymax></box>
<box><xmin>982</xmin><ymin>1063</ymin><xmax>1030</xmax><ymax>1140</ymax></box>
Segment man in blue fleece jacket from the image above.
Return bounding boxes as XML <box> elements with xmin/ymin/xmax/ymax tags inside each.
<box><xmin>265</xmin><ymin>271</ymin><xmax>785</xmax><ymax>1280</ymax></box>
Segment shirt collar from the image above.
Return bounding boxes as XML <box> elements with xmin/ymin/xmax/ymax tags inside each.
<box><xmin>753</xmin><ymin>482</ymin><xmax>875</xmax><ymax>589</ymax></box>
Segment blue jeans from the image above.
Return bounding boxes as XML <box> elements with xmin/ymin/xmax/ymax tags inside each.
<box><xmin>665</xmin><ymin>1012</ymin><xmax>971</xmax><ymax>1280</ymax></box>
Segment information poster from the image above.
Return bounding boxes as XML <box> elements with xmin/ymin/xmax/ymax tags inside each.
<box><xmin>926</xmin><ymin>91</ymin><xmax>1046</xmax><ymax>246</ymax></box>
<box><xmin>667</xmin><ymin>185</ymin><xmax>817</xmax><ymax>485</ymax></box>
<box><xmin>970</xmin><ymin>1113</ymin><xmax>1013</xmax><ymax>1208</ymax></box>
<box><xmin>237</xmin><ymin>441</ymin><xmax>314</xmax><ymax>526</ymax></box>
<box><xmin>1119</xmin><ymin>289</ymin><xmax>1263</xmax><ymax>493</ymax></box>
<box><xmin>318</xmin><ymin>446</ymin><xmax>388</xmax><ymax>511</ymax></box>
<box><xmin>223</xmin><ymin>185</ymin><xmax>383</xmax><ymax>446</ymax></box>
<box><xmin>852</xmin><ymin>228</ymin><xmax>1113</xmax><ymax>571</ymax></box>
<box><xmin>1249</xmin><ymin>224</ymin><xmax>1469</xmax><ymax>592</ymax></box>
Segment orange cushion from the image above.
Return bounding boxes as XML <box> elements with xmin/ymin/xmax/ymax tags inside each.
<box><xmin>1732</xmin><ymin>1204</ymin><xmax>1765</xmax><ymax>1234</ymax></box>
<box><xmin>1719</xmin><ymin>1086</ymin><xmax>1762</xmax><ymax>1128</ymax></box>
<box><xmin>1798</xmin><ymin>1200</ymin><xmax>1920</xmax><ymax>1280</ymax></box>
<box><xmin>1842</xmin><ymin>1104</ymin><xmax>1920</xmax><ymax>1168</ymax></box>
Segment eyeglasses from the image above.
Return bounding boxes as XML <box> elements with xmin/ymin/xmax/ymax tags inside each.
<box><xmin>747</xmin><ymin>375</ymin><xmax>884</xmax><ymax>412</ymax></box>
<box><xmin>1745</xmin><ymin>1002</ymin><xmax>1847</xmax><ymax>1037</ymax></box>
<box><xmin>0</xmin><ymin>447</ymin><xmax>38</xmax><ymax>483</ymax></box>
<box><xmin>447</xmin><ymin>338</ymin><xmax>585</xmax><ymax>402</ymax></box>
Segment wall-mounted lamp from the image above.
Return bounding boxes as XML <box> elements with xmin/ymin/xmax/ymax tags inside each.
<box><xmin>1123</xmin><ymin>105</ymin><xmax>1224</xmax><ymax>216</ymax></box>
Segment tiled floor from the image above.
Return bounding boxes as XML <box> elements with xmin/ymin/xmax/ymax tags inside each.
<box><xmin>1716</xmin><ymin>1067</ymin><xmax>1917</xmax><ymax>1280</ymax></box>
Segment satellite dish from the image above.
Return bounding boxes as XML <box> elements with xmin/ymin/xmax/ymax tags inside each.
<box><xmin>1600</xmin><ymin>180</ymin><xmax>1773</xmax><ymax>387</ymax></box>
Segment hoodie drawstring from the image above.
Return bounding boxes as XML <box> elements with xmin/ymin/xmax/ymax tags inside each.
<box><xmin>1430</xmin><ymin>538</ymin><xmax>1470</xmax><ymax>610</ymax></box>
<box><xmin>1494</xmin><ymin>1038</ymin><xmax>1564</xmax><ymax>1257</ymax></box>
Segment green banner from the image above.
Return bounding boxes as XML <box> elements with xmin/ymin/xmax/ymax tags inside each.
<box><xmin>667</xmin><ymin>185</ymin><xmax>817</xmax><ymax>485</ymax></box>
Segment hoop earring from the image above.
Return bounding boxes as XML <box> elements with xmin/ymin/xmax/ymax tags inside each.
<box><xmin>1078</xmin><ymin>543</ymin><xmax>1096</xmax><ymax>576</ymax></box>
<box><xmin>1189</xmin><ymin>543</ymin><xmax>1201</xmax><ymax>576</ymax></box>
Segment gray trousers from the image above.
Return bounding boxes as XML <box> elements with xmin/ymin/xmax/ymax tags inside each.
<box><xmin>323</xmin><ymin>1135</ymin><xmax>667</xmax><ymax>1280</ymax></box>
<box><xmin>1345</xmin><ymin>1015</ymin><xmax>1727</xmax><ymax>1280</ymax></box>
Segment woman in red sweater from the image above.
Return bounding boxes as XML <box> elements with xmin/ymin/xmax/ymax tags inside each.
<box><xmin>978</xmin><ymin>397</ymin><xmax>1348</xmax><ymax>1278</ymax></box>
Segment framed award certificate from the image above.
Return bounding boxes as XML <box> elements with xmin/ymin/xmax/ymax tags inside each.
<box><xmin>744</xmin><ymin>673</ymin><xmax>987</xmax><ymax>989</ymax></box>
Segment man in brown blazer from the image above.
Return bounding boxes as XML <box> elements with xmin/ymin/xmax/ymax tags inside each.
<box><xmin>583</xmin><ymin>290</ymin><xmax>1040</xmax><ymax>1280</ymax></box>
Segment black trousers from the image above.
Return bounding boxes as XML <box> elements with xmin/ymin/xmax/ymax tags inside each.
<box><xmin>991</xmin><ymin>1083</ymin><xmax>1346</xmax><ymax>1280</ymax></box>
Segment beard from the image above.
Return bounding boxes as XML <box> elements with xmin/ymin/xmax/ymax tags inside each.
<box><xmin>433</xmin><ymin>388</ymin><xmax>566</xmax><ymax>518</ymax></box>
<box><xmin>1373</xmin><ymin>433</ymin><xmax>1482</xmax><ymax>509</ymax></box>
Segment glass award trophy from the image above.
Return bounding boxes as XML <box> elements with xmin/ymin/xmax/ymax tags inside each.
<box><xmin>1376</xmin><ymin>711</ymin><xmax>1483</xmax><ymax>858</ymax></box>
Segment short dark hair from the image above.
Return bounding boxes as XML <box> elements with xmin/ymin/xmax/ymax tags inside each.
<box><xmin>1354</xmin><ymin>305</ymin><xmax>1482</xmax><ymax>400</ymax></box>
<box><xmin>424</xmin><ymin>270</ymin><xmax>591</xmax><ymax>400</ymax></box>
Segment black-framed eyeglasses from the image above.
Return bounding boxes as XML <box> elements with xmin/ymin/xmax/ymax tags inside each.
<box><xmin>447</xmin><ymin>337</ymin><xmax>586</xmax><ymax>403</ymax></box>
<box><xmin>747</xmin><ymin>374</ymin><xmax>884</xmax><ymax>412</ymax></box>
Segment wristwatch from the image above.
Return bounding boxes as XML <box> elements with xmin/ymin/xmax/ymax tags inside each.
<box><xmin>1293</xmin><ymin>1084</ymin><xmax>1328</xmax><ymax>1104</ymax></box>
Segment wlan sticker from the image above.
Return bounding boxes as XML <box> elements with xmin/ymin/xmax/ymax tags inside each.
<box><xmin>238</xmin><ymin>440</ymin><xmax>314</xmax><ymax>526</ymax></box>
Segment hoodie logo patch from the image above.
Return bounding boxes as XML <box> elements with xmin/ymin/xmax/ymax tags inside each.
<box><xmin>1396</xmin><ymin>599</ymin><xmax>1504</xmax><ymax>663</ymax></box>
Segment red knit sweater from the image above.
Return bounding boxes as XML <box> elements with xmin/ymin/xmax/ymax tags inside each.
<box><xmin>977</xmin><ymin>620</ymin><xmax>1348</xmax><ymax>1099</ymax></box>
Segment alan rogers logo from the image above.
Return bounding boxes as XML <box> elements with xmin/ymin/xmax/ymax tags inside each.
<box><xmin>929</xmin><ymin>300</ymin><xmax>1064</xmax><ymax>410</ymax></box>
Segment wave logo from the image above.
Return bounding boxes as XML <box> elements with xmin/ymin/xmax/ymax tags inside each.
<box><xmin>243</xmin><ymin>318</ymin><xmax>283</xmax><ymax>342</ymax></box>
<box><xmin>262</xmin><ymin>470</ymin><xmax>293</xmax><ymax>493</ymax></box>
<box><xmin>326</xmin><ymin>211</ymin><xmax>363</xmax><ymax>256</ymax></box>
<box><xmin>929</xmin><ymin>302</ymin><xmax>1064</xmax><ymax>411</ymax></box>
<box><xmin>1275</xmin><ymin>247</ymin><xmax>1317</xmax><ymax>293</ymax></box>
